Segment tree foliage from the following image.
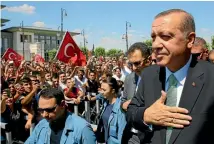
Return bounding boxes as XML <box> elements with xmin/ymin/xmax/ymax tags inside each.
<box><xmin>106</xmin><ymin>49</ymin><xmax>121</xmax><ymax>57</ymax></box>
<box><xmin>212</xmin><ymin>36</ymin><xmax>214</xmax><ymax>49</ymax></box>
<box><xmin>143</xmin><ymin>39</ymin><xmax>152</xmax><ymax>48</ymax></box>
<box><xmin>48</xmin><ymin>48</ymin><xmax>57</xmax><ymax>60</ymax></box>
<box><xmin>80</xmin><ymin>46</ymin><xmax>88</xmax><ymax>58</ymax></box>
<box><xmin>94</xmin><ymin>47</ymin><xmax>106</xmax><ymax>57</ymax></box>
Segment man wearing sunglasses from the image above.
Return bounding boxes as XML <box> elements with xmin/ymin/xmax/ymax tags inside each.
<box><xmin>25</xmin><ymin>88</ymin><xmax>96</xmax><ymax>144</ymax></box>
<box><xmin>121</xmin><ymin>42</ymin><xmax>151</xmax><ymax>144</ymax></box>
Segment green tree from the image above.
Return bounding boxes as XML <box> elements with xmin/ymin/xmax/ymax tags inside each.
<box><xmin>94</xmin><ymin>47</ymin><xmax>106</xmax><ymax>57</ymax></box>
<box><xmin>212</xmin><ymin>36</ymin><xmax>214</xmax><ymax>49</ymax></box>
<box><xmin>48</xmin><ymin>48</ymin><xmax>57</xmax><ymax>60</ymax></box>
<box><xmin>206</xmin><ymin>42</ymin><xmax>211</xmax><ymax>50</ymax></box>
<box><xmin>106</xmin><ymin>48</ymin><xmax>121</xmax><ymax>57</ymax></box>
<box><xmin>80</xmin><ymin>46</ymin><xmax>88</xmax><ymax>58</ymax></box>
<box><xmin>143</xmin><ymin>39</ymin><xmax>152</xmax><ymax>48</ymax></box>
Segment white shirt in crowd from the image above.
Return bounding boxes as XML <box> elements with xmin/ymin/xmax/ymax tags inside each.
<box><xmin>113</xmin><ymin>74</ymin><xmax>126</xmax><ymax>82</ymax></box>
<box><xmin>74</xmin><ymin>75</ymin><xmax>87</xmax><ymax>93</ymax></box>
<box><xmin>59</xmin><ymin>82</ymin><xmax>67</xmax><ymax>91</ymax></box>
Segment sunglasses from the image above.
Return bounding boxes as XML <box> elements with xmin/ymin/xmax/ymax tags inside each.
<box><xmin>129</xmin><ymin>58</ymin><xmax>148</xmax><ymax>67</ymax></box>
<box><xmin>38</xmin><ymin>104</ymin><xmax>57</xmax><ymax>113</ymax></box>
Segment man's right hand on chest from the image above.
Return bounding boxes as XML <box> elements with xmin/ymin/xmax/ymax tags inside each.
<box><xmin>143</xmin><ymin>90</ymin><xmax>192</xmax><ymax>129</ymax></box>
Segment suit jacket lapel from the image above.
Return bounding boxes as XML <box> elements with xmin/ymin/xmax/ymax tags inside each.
<box><xmin>169</xmin><ymin>59</ymin><xmax>205</xmax><ymax>144</ymax></box>
<box><xmin>153</xmin><ymin>66</ymin><xmax>166</xmax><ymax>144</ymax></box>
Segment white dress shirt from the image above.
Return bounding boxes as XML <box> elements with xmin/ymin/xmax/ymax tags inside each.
<box><xmin>165</xmin><ymin>55</ymin><xmax>192</xmax><ymax>106</ymax></box>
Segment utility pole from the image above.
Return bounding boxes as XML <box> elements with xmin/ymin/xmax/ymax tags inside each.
<box><xmin>125</xmin><ymin>21</ymin><xmax>131</xmax><ymax>52</ymax></box>
<box><xmin>81</xmin><ymin>29</ymin><xmax>87</xmax><ymax>48</ymax></box>
<box><xmin>61</xmin><ymin>8</ymin><xmax>67</xmax><ymax>40</ymax></box>
<box><xmin>20</xmin><ymin>21</ymin><xmax>25</xmax><ymax>58</ymax></box>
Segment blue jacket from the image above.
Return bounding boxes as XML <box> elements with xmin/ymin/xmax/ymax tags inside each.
<box><xmin>25</xmin><ymin>112</ymin><xmax>96</xmax><ymax>144</ymax></box>
<box><xmin>96</xmin><ymin>97</ymin><xmax>127</xmax><ymax>144</ymax></box>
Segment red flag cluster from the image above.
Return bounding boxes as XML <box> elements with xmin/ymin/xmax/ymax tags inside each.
<box><xmin>55</xmin><ymin>31</ymin><xmax>86</xmax><ymax>66</ymax></box>
<box><xmin>2</xmin><ymin>48</ymin><xmax>23</xmax><ymax>67</ymax></box>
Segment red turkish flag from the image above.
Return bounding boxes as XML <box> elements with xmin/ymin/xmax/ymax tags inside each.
<box><xmin>55</xmin><ymin>31</ymin><xmax>86</xmax><ymax>66</ymax></box>
<box><xmin>2</xmin><ymin>48</ymin><xmax>23</xmax><ymax>67</ymax></box>
<box><xmin>34</xmin><ymin>54</ymin><xmax>45</xmax><ymax>63</ymax></box>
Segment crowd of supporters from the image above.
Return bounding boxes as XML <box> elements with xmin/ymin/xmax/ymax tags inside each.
<box><xmin>1</xmin><ymin>35</ymin><xmax>214</xmax><ymax>144</ymax></box>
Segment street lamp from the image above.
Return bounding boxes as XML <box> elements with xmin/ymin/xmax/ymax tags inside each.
<box><xmin>19</xmin><ymin>21</ymin><xmax>25</xmax><ymax>58</ymax></box>
<box><xmin>81</xmin><ymin>29</ymin><xmax>87</xmax><ymax>48</ymax></box>
<box><xmin>61</xmin><ymin>8</ymin><xmax>67</xmax><ymax>40</ymax></box>
<box><xmin>122</xmin><ymin>21</ymin><xmax>131</xmax><ymax>52</ymax></box>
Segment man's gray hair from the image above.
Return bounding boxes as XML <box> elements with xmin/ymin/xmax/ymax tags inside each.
<box><xmin>155</xmin><ymin>9</ymin><xmax>195</xmax><ymax>35</ymax></box>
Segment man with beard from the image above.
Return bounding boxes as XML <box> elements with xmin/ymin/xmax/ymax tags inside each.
<box><xmin>25</xmin><ymin>88</ymin><xmax>96</xmax><ymax>144</ymax></box>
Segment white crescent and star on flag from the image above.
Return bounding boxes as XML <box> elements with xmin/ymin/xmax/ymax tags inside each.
<box><xmin>64</xmin><ymin>43</ymin><xmax>76</xmax><ymax>58</ymax></box>
<box><xmin>8</xmin><ymin>53</ymin><xmax>16</xmax><ymax>60</ymax></box>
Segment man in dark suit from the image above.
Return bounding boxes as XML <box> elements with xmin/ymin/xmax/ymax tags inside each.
<box><xmin>121</xmin><ymin>42</ymin><xmax>151</xmax><ymax>144</ymax></box>
<box><xmin>126</xmin><ymin>9</ymin><xmax>214</xmax><ymax>144</ymax></box>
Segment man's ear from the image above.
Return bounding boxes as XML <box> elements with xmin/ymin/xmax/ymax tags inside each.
<box><xmin>187</xmin><ymin>32</ymin><xmax>196</xmax><ymax>49</ymax></box>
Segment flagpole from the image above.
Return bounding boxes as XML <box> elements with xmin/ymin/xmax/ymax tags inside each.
<box><xmin>1</xmin><ymin>48</ymin><xmax>9</xmax><ymax>59</ymax></box>
<box><xmin>54</xmin><ymin>31</ymin><xmax>68</xmax><ymax>60</ymax></box>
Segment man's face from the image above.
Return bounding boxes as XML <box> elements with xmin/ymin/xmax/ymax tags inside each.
<box><xmin>89</xmin><ymin>72</ymin><xmax>96</xmax><ymax>81</ymax></box>
<box><xmin>9</xmin><ymin>84</ymin><xmax>16</xmax><ymax>95</ymax></box>
<box><xmin>52</xmin><ymin>78</ymin><xmax>59</xmax><ymax>88</ymax></box>
<box><xmin>60</xmin><ymin>64</ymin><xmax>65</xmax><ymax>70</ymax></box>
<box><xmin>36</xmin><ymin>66</ymin><xmax>42</xmax><ymax>72</ymax></box>
<box><xmin>112</xmin><ymin>60</ymin><xmax>117</xmax><ymax>67</ymax></box>
<box><xmin>151</xmin><ymin>13</ymin><xmax>194</xmax><ymax>69</ymax></box>
<box><xmin>59</xmin><ymin>74</ymin><xmax>66</xmax><ymax>83</ymax></box>
<box><xmin>96</xmin><ymin>66</ymin><xmax>101</xmax><ymax>72</ymax></box>
<box><xmin>128</xmin><ymin>49</ymin><xmax>148</xmax><ymax>75</ymax></box>
<box><xmin>45</xmin><ymin>73</ymin><xmax>51</xmax><ymax>81</ymax></box>
<box><xmin>38</xmin><ymin>97</ymin><xmax>62</xmax><ymax>122</ymax></box>
<box><xmin>115</xmin><ymin>69</ymin><xmax>121</xmax><ymax>77</ymax></box>
<box><xmin>77</xmin><ymin>71</ymin><xmax>84</xmax><ymax>79</ymax></box>
<box><xmin>66</xmin><ymin>79</ymin><xmax>71</xmax><ymax>87</ymax></box>
<box><xmin>191</xmin><ymin>45</ymin><xmax>203</xmax><ymax>54</ymax></box>
<box><xmin>8</xmin><ymin>68</ymin><xmax>15</xmax><ymax>77</ymax></box>
<box><xmin>23</xmin><ymin>82</ymin><xmax>32</xmax><ymax>93</ymax></box>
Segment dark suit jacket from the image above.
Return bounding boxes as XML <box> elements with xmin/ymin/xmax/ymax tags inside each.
<box><xmin>126</xmin><ymin>58</ymin><xmax>214</xmax><ymax>144</ymax></box>
<box><xmin>121</xmin><ymin>72</ymin><xmax>139</xmax><ymax>104</ymax></box>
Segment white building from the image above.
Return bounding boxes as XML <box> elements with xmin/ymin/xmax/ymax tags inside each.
<box><xmin>1</xmin><ymin>26</ymin><xmax>80</xmax><ymax>60</ymax></box>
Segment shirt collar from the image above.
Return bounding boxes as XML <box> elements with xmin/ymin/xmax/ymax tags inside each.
<box><xmin>165</xmin><ymin>55</ymin><xmax>192</xmax><ymax>86</ymax></box>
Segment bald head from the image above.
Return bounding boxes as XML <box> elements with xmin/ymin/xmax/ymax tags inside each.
<box><xmin>191</xmin><ymin>37</ymin><xmax>207</xmax><ymax>54</ymax></box>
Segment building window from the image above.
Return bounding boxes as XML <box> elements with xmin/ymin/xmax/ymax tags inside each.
<box><xmin>20</xmin><ymin>34</ymin><xmax>28</xmax><ymax>42</ymax></box>
<box><xmin>51</xmin><ymin>36</ymin><xmax>56</xmax><ymax>40</ymax></box>
<box><xmin>34</xmin><ymin>34</ymin><xmax>38</xmax><ymax>42</ymax></box>
<box><xmin>4</xmin><ymin>38</ymin><xmax>8</xmax><ymax>49</ymax></box>
<box><xmin>46</xmin><ymin>36</ymin><xmax>50</xmax><ymax>40</ymax></box>
<box><xmin>51</xmin><ymin>40</ymin><xmax>56</xmax><ymax>49</ymax></box>
<box><xmin>34</xmin><ymin>34</ymin><xmax>38</xmax><ymax>39</ymax></box>
<box><xmin>40</xmin><ymin>35</ymin><xmax>45</xmax><ymax>39</ymax></box>
<box><xmin>20</xmin><ymin>34</ymin><xmax>32</xmax><ymax>43</ymax></box>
